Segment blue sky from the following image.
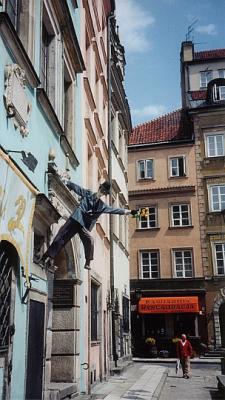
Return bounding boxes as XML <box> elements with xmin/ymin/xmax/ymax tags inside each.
<box><xmin>116</xmin><ymin>0</ymin><xmax>225</xmax><ymax>127</ymax></box>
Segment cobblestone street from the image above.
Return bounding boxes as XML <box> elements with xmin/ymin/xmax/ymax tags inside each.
<box><xmin>160</xmin><ymin>365</ymin><xmax>222</xmax><ymax>400</ymax></box>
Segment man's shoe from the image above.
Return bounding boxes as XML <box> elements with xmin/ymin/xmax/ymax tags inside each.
<box><xmin>84</xmin><ymin>262</ymin><xmax>91</xmax><ymax>270</ymax></box>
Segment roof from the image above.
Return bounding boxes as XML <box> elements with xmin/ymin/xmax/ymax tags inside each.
<box><xmin>129</xmin><ymin>109</ymin><xmax>192</xmax><ymax>146</ymax></box>
<box><xmin>194</xmin><ymin>49</ymin><xmax>225</xmax><ymax>61</ymax></box>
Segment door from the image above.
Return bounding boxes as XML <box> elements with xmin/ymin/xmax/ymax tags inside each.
<box><xmin>219</xmin><ymin>302</ymin><xmax>225</xmax><ymax>348</ymax></box>
<box><xmin>0</xmin><ymin>241</ymin><xmax>17</xmax><ymax>400</ymax></box>
<box><xmin>25</xmin><ymin>300</ymin><xmax>45</xmax><ymax>400</ymax></box>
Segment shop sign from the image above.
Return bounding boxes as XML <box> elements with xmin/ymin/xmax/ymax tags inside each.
<box><xmin>0</xmin><ymin>150</ymin><xmax>38</xmax><ymax>280</ymax></box>
<box><xmin>138</xmin><ymin>296</ymin><xmax>199</xmax><ymax>314</ymax></box>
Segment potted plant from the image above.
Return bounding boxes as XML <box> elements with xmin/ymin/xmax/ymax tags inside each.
<box><xmin>145</xmin><ymin>337</ymin><xmax>157</xmax><ymax>358</ymax></box>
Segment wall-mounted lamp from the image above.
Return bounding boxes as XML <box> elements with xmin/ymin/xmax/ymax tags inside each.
<box><xmin>6</xmin><ymin>150</ymin><xmax>38</xmax><ymax>172</ymax></box>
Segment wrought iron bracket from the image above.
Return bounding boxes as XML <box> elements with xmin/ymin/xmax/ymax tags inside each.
<box><xmin>21</xmin><ymin>266</ymin><xmax>39</xmax><ymax>304</ymax></box>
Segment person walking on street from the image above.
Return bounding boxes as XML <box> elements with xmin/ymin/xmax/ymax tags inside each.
<box><xmin>39</xmin><ymin>180</ymin><xmax>132</xmax><ymax>270</ymax></box>
<box><xmin>176</xmin><ymin>334</ymin><xmax>193</xmax><ymax>379</ymax></box>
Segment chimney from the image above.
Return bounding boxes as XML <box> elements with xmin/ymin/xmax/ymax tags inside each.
<box><xmin>181</xmin><ymin>41</ymin><xmax>194</xmax><ymax>62</ymax></box>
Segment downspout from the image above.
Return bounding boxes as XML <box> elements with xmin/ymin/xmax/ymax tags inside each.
<box><xmin>107</xmin><ymin>12</ymin><xmax>118</xmax><ymax>368</ymax></box>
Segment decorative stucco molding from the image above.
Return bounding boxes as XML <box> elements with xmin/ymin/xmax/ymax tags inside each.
<box><xmin>4</xmin><ymin>64</ymin><xmax>31</xmax><ymax>137</ymax></box>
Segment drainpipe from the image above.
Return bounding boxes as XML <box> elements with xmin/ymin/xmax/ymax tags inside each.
<box><xmin>107</xmin><ymin>12</ymin><xmax>118</xmax><ymax>368</ymax></box>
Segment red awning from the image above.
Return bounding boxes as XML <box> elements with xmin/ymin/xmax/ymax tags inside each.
<box><xmin>138</xmin><ymin>296</ymin><xmax>199</xmax><ymax>314</ymax></box>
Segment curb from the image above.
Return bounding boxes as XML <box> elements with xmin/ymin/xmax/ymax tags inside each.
<box><xmin>152</xmin><ymin>368</ymin><xmax>169</xmax><ymax>399</ymax></box>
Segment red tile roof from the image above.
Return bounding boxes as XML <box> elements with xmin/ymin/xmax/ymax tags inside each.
<box><xmin>129</xmin><ymin>109</ymin><xmax>191</xmax><ymax>145</ymax></box>
<box><xmin>189</xmin><ymin>90</ymin><xmax>207</xmax><ymax>100</ymax></box>
<box><xmin>194</xmin><ymin>49</ymin><xmax>225</xmax><ymax>60</ymax></box>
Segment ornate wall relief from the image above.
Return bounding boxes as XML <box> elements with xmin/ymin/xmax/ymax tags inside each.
<box><xmin>4</xmin><ymin>64</ymin><xmax>31</xmax><ymax>137</ymax></box>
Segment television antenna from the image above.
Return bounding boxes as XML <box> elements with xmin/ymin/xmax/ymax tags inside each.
<box><xmin>185</xmin><ymin>19</ymin><xmax>198</xmax><ymax>41</ymax></box>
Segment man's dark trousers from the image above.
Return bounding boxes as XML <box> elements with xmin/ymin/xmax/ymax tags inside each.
<box><xmin>45</xmin><ymin>217</ymin><xmax>94</xmax><ymax>262</ymax></box>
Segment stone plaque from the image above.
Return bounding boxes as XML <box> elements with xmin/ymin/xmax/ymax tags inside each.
<box><xmin>53</xmin><ymin>280</ymin><xmax>74</xmax><ymax>307</ymax></box>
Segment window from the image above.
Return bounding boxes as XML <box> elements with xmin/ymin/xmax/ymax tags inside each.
<box><xmin>218</xmin><ymin>70</ymin><xmax>225</xmax><ymax>79</ymax></box>
<box><xmin>214</xmin><ymin>243</ymin><xmax>225</xmax><ymax>275</ymax></box>
<box><xmin>140</xmin><ymin>250</ymin><xmax>159</xmax><ymax>279</ymax></box>
<box><xmin>122</xmin><ymin>296</ymin><xmax>129</xmax><ymax>332</ymax></box>
<box><xmin>206</xmin><ymin>134</ymin><xmax>224</xmax><ymax>157</ymax></box>
<box><xmin>63</xmin><ymin>61</ymin><xmax>74</xmax><ymax>145</ymax></box>
<box><xmin>213</xmin><ymin>84</ymin><xmax>225</xmax><ymax>101</ymax></box>
<box><xmin>200</xmin><ymin>70</ymin><xmax>213</xmax><ymax>88</ymax></box>
<box><xmin>173</xmin><ymin>249</ymin><xmax>193</xmax><ymax>278</ymax></box>
<box><xmin>170</xmin><ymin>156</ymin><xmax>186</xmax><ymax>177</ymax></box>
<box><xmin>210</xmin><ymin>185</ymin><xmax>225</xmax><ymax>211</ymax></box>
<box><xmin>40</xmin><ymin>5</ymin><xmax>56</xmax><ymax>107</ymax></box>
<box><xmin>138</xmin><ymin>206</ymin><xmax>157</xmax><ymax>229</ymax></box>
<box><xmin>138</xmin><ymin>159</ymin><xmax>153</xmax><ymax>180</ymax></box>
<box><xmin>6</xmin><ymin>0</ymin><xmax>34</xmax><ymax>60</ymax></box>
<box><xmin>6</xmin><ymin>0</ymin><xmax>21</xmax><ymax>31</ymax></box>
<box><xmin>91</xmin><ymin>282</ymin><xmax>99</xmax><ymax>341</ymax></box>
<box><xmin>171</xmin><ymin>204</ymin><xmax>191</xmax><ymax>227</ymax></box>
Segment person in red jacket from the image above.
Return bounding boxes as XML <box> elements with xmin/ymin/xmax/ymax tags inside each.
<box><xmin>176</xmin><ymin>334</ymin><xmax>193</xmax><ymax>378</ymax></box>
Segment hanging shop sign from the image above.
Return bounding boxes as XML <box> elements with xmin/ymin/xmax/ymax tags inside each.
<box><xmin>0</xmin><ymin>149</ymin><xmax>38</xmax><ymax>280</ymax></box>
<box><xmin>138</xmin><ymin>296</ymin><xmax>199</xmax><ymax>314</ymax></box>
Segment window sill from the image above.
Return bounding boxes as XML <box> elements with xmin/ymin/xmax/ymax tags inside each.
<box><xmin>91</xmin><ymin>341</ymin><xmax>101</xmax><ymax>347</ymax></box>
<box><xmin>168</xmin><ymin>225</ymin><xmax>194</xmax><ymax>229</ymax></box>
<box><xmin>136</xmin><ymin>227</ymin><xmax>160</xmax><ymax>232</ymax></box>
<box><xmin>169</xmin><ymin>175</ymin><xmax>188</xmax><ymax>179</ymax></box>
<box><xmin>203</xmin><ymin>156</ymin><xmax>225</xmax><ymax>164</ymax></box>
<box><xmin>138</xmin><ymin>178</ymin><xmax>155</xmax><ymax>182</ymax></box>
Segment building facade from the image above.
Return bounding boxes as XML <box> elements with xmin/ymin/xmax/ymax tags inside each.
<box><xmin>128</xmin><ymin>110</ymin><xmax>205</xmax><ymax>356</ymax></box>
<box><xmin>0</xmin><ymin>1</ymin><xmax>131</xmax><ymax>399</ymax></box>
<box><xmin>181</xmin><ymin>41</ymin><xmax>225</xmax><ymax>349</ymax></box>
<box><xmin>79</xmin><ymin>1</ymin><xmax>131</xmax><ymax>392</ymax></box>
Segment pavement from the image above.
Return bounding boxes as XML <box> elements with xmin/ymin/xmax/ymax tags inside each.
<box><xmin>90</xmin><ymin>363</ymin><xmax>168</xmax><ymax>400</ymax></box>
<box><xmin>76</xmin><ymin>358</ymin><xmax>222</xmax><ymax>400</ymax></box>
<box><xmin>160</xmin><ymin>364</ymin><xmax>222</xmax><ymax>400</ymax></box>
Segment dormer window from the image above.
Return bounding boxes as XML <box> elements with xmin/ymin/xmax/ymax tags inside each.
<box><xmin>213</xmin><ymin>84</ymin><xmax>225</xmax><ymax>101</ymax></box>
<box><xmin>207</xmin><ymin>78</ymin><xmax>225</xmax><ymax>104</ymax></box>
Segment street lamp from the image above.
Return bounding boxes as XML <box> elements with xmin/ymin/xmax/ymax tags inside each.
<box><xmin>6</xmin><ymin>149</ymin><xmax>38</xmax><ymax>172</ymax></box>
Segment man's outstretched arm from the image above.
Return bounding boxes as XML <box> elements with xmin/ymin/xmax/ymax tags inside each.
<box><xmin>62</xmin><ymin>179</ymin><xmax>92</xmax><ymax>197</ymax></box>
<box><xmin>101</xmin><ymin>204</ymin><xmax>132</xmax><ymax>215</ymax></box>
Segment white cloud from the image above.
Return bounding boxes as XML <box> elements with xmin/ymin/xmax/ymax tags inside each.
<box><xmin>131</xmin><ymin>105</ymin><xmax>167</xmax><ymax>119</ymax></box>
<box><xmin>116</xmin><ymin>0</ymin><xmax>154</xmax><ymax>53</ymax></box>
<box><xmin>195</xmin><ymin>24</ymin><xmax>217</xmax><ymax>36</ymax></box>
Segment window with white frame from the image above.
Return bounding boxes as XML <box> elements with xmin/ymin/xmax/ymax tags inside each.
<box><xmin>200</xmin><ymin>70</ymin><xmax>213</xmax><ymax>88</ymax></box>
<box><xmin>137</xmin><ymin>159</ymin><xmax>153</xmax><ymax>180</ymax></box>
<box><xmin>6</xmin><ymin>0</ymin><xmax>35</xmax><ymax>60</ymax></box>
<box><xmin>218</xmin><ymin>69</ymin><xmax>225</xmax><ymax>79</ymax></box>
<box><xmin>206</xmin><ymin>133</ymin><xmax>225</xmax><ymax>157</ymax></box>
<box><xmin>140</xmin><ymin>250</ymin><xmax>159</xmax><ymax>279</ymax></box>
<box><xmin>173</xmin><ymin>249</ymin><xmax>193</xmax><ymax>278</ymax></box>
<box><xmin>40</xmin><ymin>5</ymin><xmax>57</xmax><ymax>107</ymax></box>
<box><xmin>63</xmin><ymin>60</ymin><xmax>74</xmax><ymax>146</ymax></box>
<box><xmin>212</xmin><ymin>84</ymin><xmax>225</xmax><ymax>101</ymax></box>
<box><xmin>6</xmin><ymin>0</ymin><xmax>21</xmax><ymax>32</ymax></box>
<box><xmin>214</xmin><ymin>243</ymin><xmax>225</xmax><ymax>275</ymax></box>
<box><xmin>170</xmin><ymin>156</ymin><xmax>186</xmax><ymax>177</ymax></box>
<box><xmin>210</xmin><ymin>185</ymin><xmax>225</xmax><ymax>211</ymax></box>
<box><xmin>171</xmin><ymin>204</ymin><xmax>191</xmax><ymax>227</ymax></box>
<box><xmin>138</xmin><ymin>206</ymin><xmax>157</xmax><ymax>229</ymax></box>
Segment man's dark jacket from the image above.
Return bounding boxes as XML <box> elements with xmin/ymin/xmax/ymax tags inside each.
<box><xmin>66</xmin><ymin>181</ymin><xmax>126</xmax><ymax>231</ymax></box>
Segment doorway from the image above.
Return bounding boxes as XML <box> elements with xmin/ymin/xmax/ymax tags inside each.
<box><xmin>219</xmin><ymin>302</ymin><xmax>225</xmax><ymax>348</ymax></box>
<box><xmin>0</xmin><ymin>241</ymin><xmax>17</xmax><ymax>400</ymax></box>
<box><xmin>25</xmin><ymin>300</ymin><xmax>45</xmax><ymax>399</ymax></box>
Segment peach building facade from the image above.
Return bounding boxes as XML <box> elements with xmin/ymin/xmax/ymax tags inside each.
<box><xmin>128</xmin><ymin>110</ymin><xmax>205</xmax><ymax>356</ymax></box>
